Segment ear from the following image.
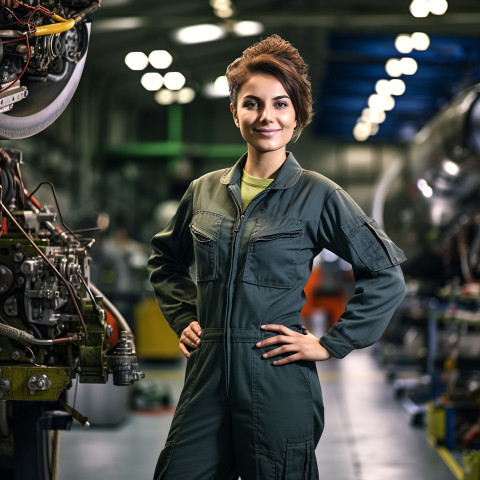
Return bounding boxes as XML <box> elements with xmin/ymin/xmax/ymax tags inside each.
<box><xmin>230</xmin><ymin>103</ymin><xmax>240</xmax><ymax>128</ymax></box>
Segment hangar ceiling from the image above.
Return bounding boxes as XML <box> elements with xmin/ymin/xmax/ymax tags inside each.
<box><xmin>85</xmin><ymin>0</ymin><xmax>480</xmax><ymax>142</ymax></box>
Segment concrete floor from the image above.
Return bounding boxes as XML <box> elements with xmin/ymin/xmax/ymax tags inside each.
<box><xmin>57</xmin><ymin>348</ymin><xmax>456</xmax><ymax>480</ymax></box>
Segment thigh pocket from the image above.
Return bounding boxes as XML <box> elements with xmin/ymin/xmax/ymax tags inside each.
<box><xmin>189</xmin><ymin>211</ymin><xmax>223</xmax><ymax>282</ymax></box>
<box><xmin>284</xmin><ymin>435</ymin><xmax>319</xmax><ymax>480</ymax></box>
<box><xmin>243</xmin><ymin>218</ymin><xmax>304</xmax><ymax>288</ymax></box>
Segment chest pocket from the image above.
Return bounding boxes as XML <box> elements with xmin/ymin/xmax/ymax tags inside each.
<box><xmin>243</xmin><ymin>218</ymin><xmax>304</xmax><ymax>289</ymax></box>
<box><xmin>189</xmin><ymin>211</ymin><xmax>224</xmax><ymax>282</ymax></box>
<box><xmin>341</xmin><ymin>215</ymin><xmax>406</xmax><ymax>272</ymax></box>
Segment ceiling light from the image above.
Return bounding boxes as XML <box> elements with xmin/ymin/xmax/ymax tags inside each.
<box><xmin>95</xmin><ymin>17</ymin><xmax>143</xmax><ymax>32</ymax></box>
<box><xmin>409</xmin><ymin>0</ymin><xmax>430</xmax><ymax>18</ymax></box>
<box><xmin>353</xmin><ymin>123</ymin><xmax>371</xmax><ymax>142</ymax></box>
<box><xmin>164</xmin><ymin>72</ymin><xmax>186</xmax><ymax>90</ymax></box>
<box><xmin>141</xmin><ymin>72</ymin><xmax>163</xmax><ymax>91</ymax></box>
<box><xmin>215</xmin><ymin>6</ymin><xmax>234</xmax><ymax>18</ymax></box>
<box><xmin>149</xmin><ymin>50</ymin><xmax>173</xmax><ymax>69</ymax></box>
<box><xmin>395</xmin><ymin>34</ymin><xmax>413</xmax><ymax>54</ymax></box>
<box><xmin>442</xmin><ymin>160</ymin><xmax>460</xmax><ymax>176</ymax></box>
<box><xmin>154</xmin><ymin>89</ymin><xmax>176</xmax><ymax>105</ymax></box>
<box><xmin>124</xmin><ymin>51</ymin><xmax>148</xmax><ymax>71</ymax></box>
<box><xmin>232</xmin><ymin>20</ymin><xmax>264</xmax><ymax>37</ymax></box>
<box><xmin>417</xmin><ymin>178</ymin><xmax>433</xmax><ymax>197</ymax></box>
<box><xmin>389</xmin><ymin>79</ymin><xmax>406</xmax><ymax>96</ymax></box>
<box><xmin>375</xmin><ymin>79</ymin><xmax>391</xmax><ymax>96</ymax></box>
<box><xmin>385</xmin><ymin>58</ymin><xmax>402</xmax><ymax>77</ymax></box>
<box><xmin>362</xmin><ymin>108</ymin><xmax>386</xmax><ymax>124</ymax></box>
<box><xmin>411</xmin><ymin>32</ymin><xmax>430</xmax><ymax>51</ymax></box>
<box><xmin>399</xmin><ymin>57</ymin><xmax>418</xmax><ymax>75</ymax></box>
<box><xmin>174</xmin><ymin>24</ymin><xmax>226</xmax><ymax>44</ymax></box>
<box><xmin>177</xmin><ymin>87</ymin><xmax>196</xmax><ymax>104</ymax></box>
<box><xmin>429</xmin><ymin>0</ymin><xmax>448</xmax><ymax>15</ymax></box>
<box><xmin>214</xmin><ymin>75</ymin><xmax>229</xmax><ymax>96</ymax></box>
<box><xmin>368</xmin><ymin>94</ymin><xmax>395</xmax><ymax>112</ymax></box>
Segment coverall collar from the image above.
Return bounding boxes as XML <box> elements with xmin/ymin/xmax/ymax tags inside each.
<box><xmin>220</xmin><ymin>151</ymin><xmax>303</xmax><ymax>190</ymax></box>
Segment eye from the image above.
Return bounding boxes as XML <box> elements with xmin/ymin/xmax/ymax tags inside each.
<box><xmin>275</xmin><ymin>101</ymin><xmax>289</xmax><ymax>108</ymax></box>
<box><xmin>244</xmin><ymin>100</ymin><xmax>259</xmax><ymax>109</ymax></box>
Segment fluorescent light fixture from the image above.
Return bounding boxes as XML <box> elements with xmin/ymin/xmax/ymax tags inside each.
<box><xmin>94</xmin><ymin>17</ymin><xmax>143</xmax><ymax>32</ymax></box>
<box><xmin>411</xmin><ymin>32</ymin><xmax>430</xmax><ymax>51</ymax></box>
<box><xmin>395</xmin><ymin>34</ymin><xmax>413</xmax><ymax>54</ymax></box>
<box><xmin>124</xmin><ymin>51</ymin><xmax>149</xmax><ymax>71</ymax></box>
<box><xmin>177</xmin><ymin>87</ymin><xmax>196</xmax><ymax>104</ymax></box>
<box><xmin>141</xmin><ymin>72</ymin><xmax>163</xmax><ymax>91</ymax></box>
<box><xmin>174</xmin><ymin>24</ymin><xmax>226</xmax><ymax>44</ymax></box>
<box><xmin>164</xmin><ymin>72</ymin><xmax>186</xmax><ymax>90</ymax></box>
<box><xmin>149</xmin><ymin>50</ymin><xmax>173</xmax><ymax>69</ymax></box>
<box><xmin>154</xmin><ymin>89</ymin><xmax>176</xmax><ymax>105</ymax></box>
<box><xmin>233</xmin><ymin>20</ymin><xmax>264</xmax><ymax>37</ymax></box>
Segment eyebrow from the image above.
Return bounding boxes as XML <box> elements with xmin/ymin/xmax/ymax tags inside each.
<box><xmin>242</xmin><ymin>94</ymin><xmax>291</xmax><ymax>101</ymax></box>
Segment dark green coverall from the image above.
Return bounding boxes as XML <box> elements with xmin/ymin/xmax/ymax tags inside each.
<box><xmin>148</xmin><ymin>152</ymin><xmax>406</xmax><ymax>480</ymax></box>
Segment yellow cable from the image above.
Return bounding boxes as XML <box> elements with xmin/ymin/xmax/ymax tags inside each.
<box><xmin>35</xmin><ymin>17</ymin><xmax>75</xmax><ymax>36</ymax></box>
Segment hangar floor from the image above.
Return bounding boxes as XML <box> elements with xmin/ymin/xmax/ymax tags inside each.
<box><xmin>57</xmin><ymin>348</ymin><xmax>456</xmax><ymax>480</ymax></box>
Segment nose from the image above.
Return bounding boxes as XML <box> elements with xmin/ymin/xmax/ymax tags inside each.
<box><xmin>259</xmin><ymin>104</ymin><xmax>273</xmax><ymax>124</ymax></box>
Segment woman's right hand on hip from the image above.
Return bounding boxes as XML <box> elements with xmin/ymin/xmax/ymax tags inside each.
<box><xmin>179</xmin><ymin>321</ymin><xmax>202</xmax><ymax>357</ymax></box>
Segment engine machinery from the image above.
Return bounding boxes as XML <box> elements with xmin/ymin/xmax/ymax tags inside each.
<box><xmin>0</xmin><ymin>148</ymin><xmax>144</xmax><ymax>479</ymax></box>
<box><xmin>0</xmin><ymin>0</ymin><xmax>101</xmax><ymax>138</ymax></box>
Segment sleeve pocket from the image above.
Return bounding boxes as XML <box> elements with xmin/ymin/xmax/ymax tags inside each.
<box><xmin>341</xmin><ymin>215</ymin><xmax>406</xmax><ymax>272</ymax></box>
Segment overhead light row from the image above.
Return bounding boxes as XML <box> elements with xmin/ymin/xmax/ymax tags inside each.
<box><xmin>409</xmin><ymin>0</ymin><xmax>448</xmax><ymax>18</ymax></box>
<box><xmin>353</xmin><ymin>31</ymin><xmax>431</xmax><ymax>142</ymax></box>
<box><xmin>125</xmin><ymin>49</ymin><xmax>196</xmax><ymax>104</ymax></box>
<box><xmin>173</xmin><ymin>21</ymin><xmax>263</xmax><ymax>45</ymax></box>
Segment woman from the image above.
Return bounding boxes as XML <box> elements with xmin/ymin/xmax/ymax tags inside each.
<box><xmin>148</xmin><ymin>34</ymin><xmax>406</xmax><ymax>480</ymax></box>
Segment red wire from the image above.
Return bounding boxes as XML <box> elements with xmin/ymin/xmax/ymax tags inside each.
<box><xmin>1</xmin><ymin>37</ymin><xmax>24</xmax><ymax>44</ymax></box>
<box><xmin>0</xmin><ymin>34</ymin><xmax>30</xmax><ymax>94</ymax></box>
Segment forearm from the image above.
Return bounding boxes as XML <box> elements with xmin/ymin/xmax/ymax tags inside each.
<box><xmin>320</xmin><ymin>265</ymin><xmax>406</xmax><ymax>358</ymax></box>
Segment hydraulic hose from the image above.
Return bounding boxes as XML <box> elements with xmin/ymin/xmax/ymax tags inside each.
<box><xmin>0</xmin><ymin>322</ymin><xmax>74</xmax><ymax>345</ymax></box>
<box><xmin>89</xmin><ymin>283</ymin><xmax>132</xmax><ymax>334</ymax></box>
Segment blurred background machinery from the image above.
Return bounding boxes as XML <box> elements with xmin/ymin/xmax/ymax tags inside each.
<box><xmin>0</xmin><ymin>148</ymin><xmax>144</xmax><ymax>479</ymax></box>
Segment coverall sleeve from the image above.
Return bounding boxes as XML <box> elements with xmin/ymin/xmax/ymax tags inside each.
<box><xmin>317</xmin><ymin>188</ymin><xmax>407</xmax><ymax>359</ymax></box>
<box><xmin>147</xmin><ymin>181</ymin><xmax>197</xmax><ymax>338</ymax></box>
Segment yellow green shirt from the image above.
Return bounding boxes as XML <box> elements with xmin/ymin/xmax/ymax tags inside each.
<box><xmin>241</xmin><ymin>169</ymin><xmax>274</xmax><ymax>212</ymax></box>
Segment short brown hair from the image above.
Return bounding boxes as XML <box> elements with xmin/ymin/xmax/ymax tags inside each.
<box><xmin>225</xmin><ymin>34</ymin><xmax>312</xmax><ymax>141</ymax></box>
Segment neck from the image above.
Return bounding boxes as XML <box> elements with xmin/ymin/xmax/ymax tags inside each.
<box><xmin>244</xmin><ymin>146</ymin><xmax>287</xmax><ymax>179</ymax></box>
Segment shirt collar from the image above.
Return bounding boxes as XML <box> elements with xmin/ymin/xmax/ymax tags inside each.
<box><xmin>220</xmin><ymin>151</ymin><xmax>303</xmax><ymax>190</ymax></box>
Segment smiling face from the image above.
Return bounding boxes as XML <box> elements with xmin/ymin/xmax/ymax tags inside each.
<box><xmin>231</xmin><ymin>73</ymin><xmax>297</xmax><ymax>160</ymax></box>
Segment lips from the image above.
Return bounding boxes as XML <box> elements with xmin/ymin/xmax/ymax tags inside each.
<box><xmin>254</xmin><ymin>128</ymin><xmax>280</xmax><ymax>137</ymax></box>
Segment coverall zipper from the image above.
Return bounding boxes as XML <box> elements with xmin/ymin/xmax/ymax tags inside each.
<box><xmin>224</xmin><ymin>185</ymin><xmax>243</xmax><ymax>398</ymax></box>
<box><xmin>224</xmin><ymin>185</ymin><xmax>270</xmax><ymax>397</ymax></box>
